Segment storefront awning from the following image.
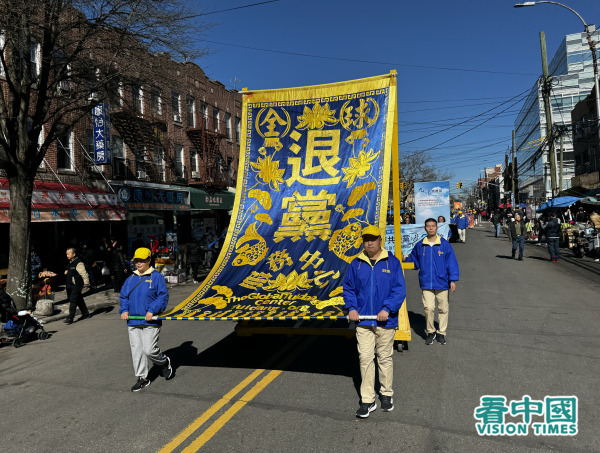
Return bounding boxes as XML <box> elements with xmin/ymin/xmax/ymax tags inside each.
<box><xmin>0</xmin><ymin>179</ymin><xmax>126</xmax><ymax>222</ymax></box>
<box><xmin>183</xmin><ymin>186</ymin><xmax>235</xmax><ymax>210</ymax></box>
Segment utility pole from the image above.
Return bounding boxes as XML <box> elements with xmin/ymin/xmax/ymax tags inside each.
<box><xmin>540</xmin><ymin>31</ymin><xmax>557</xmax><ymax>198</ymax></box>
<box><xmin>559</xmin><ymin>133</ymin><xmax>564</xmax><ymax>193</ymax></box>
<box><xmin>512</xmin><ymin>130</ymin><xmax>516</xmax><ymax>206</ymax></box>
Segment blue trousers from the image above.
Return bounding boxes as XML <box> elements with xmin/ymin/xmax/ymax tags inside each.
<box><xmin>512</xmin><ymin>235</ymin><xmax>524</xmax><ymax>259</ymax></box>
<box><xmin>495</xmin><ymin>223</ymin><xmax>501</xmax><ymax>237</ymax></box>
<box><xmin>547</xmin><ymin>238</ymin><xmax>560</xmax><ymax>261</ymax></box>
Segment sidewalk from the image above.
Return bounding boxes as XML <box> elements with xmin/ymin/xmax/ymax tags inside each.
<box><xmin>35</xmin><ymin>269</ymin><xmax>210</xmax><ymax>324</ymax></box>
<box><xmin>476</xmin><ymin>221</ymin><xmax>600</xmax><ymax>275</ymax></box>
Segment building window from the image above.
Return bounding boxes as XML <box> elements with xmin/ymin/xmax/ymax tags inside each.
<box><xmin>151</xmin><ymin>88</ymin><xmax>161</xmax><ymax>116</ymax></box>
<box><xmin>174</xmin><ymin>144</ymin><xmax>184</xmax><ymax>179</ymax></box>
<box><xmin>200</xmin><ymin>102</ymin><xmax>208</xmax><ymax>129</ymax></box>
<box><xmin>56</xmin><ymin>125</ymin><xmax>73</xmax><ymax>170</ymax></box>
<box><xmin>107</xmin><ymin>79</ymin><xmax>122</xmax><ymax>108</ymax></box>
<box><xmin>86</xmin><ymin>129</ymin><xmax>95</xmax><ymax>164</ymax></box>
<box><xmin>212</xmin><ymin>107</ymin><xmax>219</xmax><ymax>132</ymax></box>
<box><xmin>172</xmin><ymin>91</ymin><xmax>181</xmax><ymax>123</ymax></box>
<box><xmin>225</xmin><ymin>112</ymin><xmax>232</xmax><ymax>141</ymax></box>
<box><xmin>132</xmin><ymin>84</ymin><xmax>143</xmax><ymax>114</ymax></box>
<box><xmin>30</xmin><ymin>40</ymin><xmax>40</xmax><ymax>80</ymax></box>
<box><xmin>112</xmin><ymin>137</ymin><xmax>126</xmax><ymax>178</ymax></box>
<box><xmin>235</xmin><ymin>116</ymin><xmax>241</xmax><ymax>144</ymax></box>
<box><xmin>186</xmin><ymin>96</ymin><xmax>195</xmax><ymax>128</ymax></box>
<box><xmin>0</xmin><ymin>33</ymin><xmax>4</xmax><ymax>77</ymax></box>
<box><xmin>190</xmin><ymin>148</ymin><xmax>199</xmax><ymax>172</ymax></box>
<box><xmin>154</xmin><ymin>144</ymin><xmax>166</xmax><ymax>181</ymax></box>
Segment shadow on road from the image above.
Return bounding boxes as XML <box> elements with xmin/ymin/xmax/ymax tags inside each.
<box><xmin>408</xmin><ymin>311</ymin><xmax>426</xmax><ymax>340</ymax></box>
<box><xmin>495</xmin><ymin>255</ymin><xmax>515</xmax><ymax>260</ymax></box>
<box><xmin>153</xmin><ymin>333</ymin><xmax>361</xmax><ymax>384</ymax></box>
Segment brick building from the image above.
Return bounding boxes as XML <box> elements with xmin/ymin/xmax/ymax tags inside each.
<box><xmin>0</xmin><ymin>28</ymin><xmax>242</xmax><ymax>270</ymax></box>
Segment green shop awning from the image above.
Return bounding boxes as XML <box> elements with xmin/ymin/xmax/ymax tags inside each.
<box><xmin>181</xmin><ymin>186</ymin><xmax>235</xmax><ymax>210</ymax></box>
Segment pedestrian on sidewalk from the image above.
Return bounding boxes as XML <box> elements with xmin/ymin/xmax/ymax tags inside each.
<box><xmin>404</xmin><ymin>218</ymin><xmax>459</xmax><ymax>346</ymax></box>
<box><xmin>119</xmin><ymin>247</ymin><xmax>173</xmax><ymax>392</ymax></box>
<box><xmin>509</xmin><ymin>213</ymin><xmax>526</xmax><ymax>261</ymax></box>
<box><xmin>109</xmin><ymin>238</ymin><xmax>128</xmax><ymax>293</ymax></box>
<box><xmin>343</xmin><ymin>225</ymin><xmax>406</xmax><ymax>419</ymax></box>
<box><xmin>63</xmin><ymin>248</ymin><xmax>91</xmax><ymax>325</ymax></box>
<box><xmin>492</xmin><ymin>211</ymin><xmax>502</xmax><ymax>237</ymax></box>
<box><xmin>545</xmin><ymin>212</ymin><xmax>562</xmax><ymax>262</ymax></box>
<box><xmin>455</xmin><ymin>211</ymin><xmax>468</xmax><ymax>243</ymax></box>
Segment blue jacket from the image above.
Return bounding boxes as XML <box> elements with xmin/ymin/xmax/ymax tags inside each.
<box><xmin>456</xmin><ymin>215</ymin><xmax>468</xmax><ymax>229</ymax></box>
<box><xmin>119</xmin><ymin>267</ymin><xmax>168</xmax><ymax>327</ymax></box>
<box><xmin>343</xmin><ymin>250</ymin><xmax>407</xmax><ymax>328</ymax></box>
<box><xmin>405</xmin><ymin>235</ymin><xmax>460</xmax><ymax>290</ymax></box>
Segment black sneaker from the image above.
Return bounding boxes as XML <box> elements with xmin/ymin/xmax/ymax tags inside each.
<box><xmin>78</xmin><ymin>313</ymin><xmax>91</xmax><ymax>321</ymax></box>
<box><xmin>131</xmin><ymin>377</ymin><xmax>150</xmax><ymax>392</ymax></box>
<box><xmin>356</xmin><ymin>402</ymin><xmax>377</xmax><ymax>418</ymax></box>
<box><xmin>437</xmin><ymin>334</ymin><xmax>447</xmax><ymax>345</ymax></box>
<box><xmin>380</xmin><ymin>396</ymin><xmax>394</xmax><ymax>412</ymax></box>
<box><xmin>161</xmin><ymin>355</ymin><xmax>173</xmax><ymax>380</ymax></box>
<box><xmin>63</xmin><ymin>318</ymin><xmax>73</xmax><ymax>325</ymax></box>
<box><xmin>425</xmin><ymin>332</ymin><xmax>436</xmax><ymax>345</ymax></box>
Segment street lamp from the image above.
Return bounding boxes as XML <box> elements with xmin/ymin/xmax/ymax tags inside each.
<box><xmin>514</xmin><ymin>1</ymin><xmax>600</xmax><ymax>145</ymax></box>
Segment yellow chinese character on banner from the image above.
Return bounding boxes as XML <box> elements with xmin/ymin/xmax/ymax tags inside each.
<box><xmin>274</xmin><ymin>190</ymin><xmax>336</xmax><ymax>242</ymax></box>
<box><xmin>287</xmin><ymin>130</ymin><xmax>341</xmax><ymax>186</ymax></box>
<box><xmin>239</xmin><ymin>271</ymin><xmax>272</xmax><ymax>290</ymax></box>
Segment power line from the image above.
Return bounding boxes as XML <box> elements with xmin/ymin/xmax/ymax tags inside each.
<box><xmin>398</xmin><ymin>88</ymin><xmax>530</xmax><ymax>147</ymax></box>
<box><xmin>201</xmin><ymin>40</ymin><xmax>539</xmax><ymax>76</ymax></box>
<box><xmin>181</xmin><ymin>0</ymin><xmax>281</xmax><ymax>19</ymax></box>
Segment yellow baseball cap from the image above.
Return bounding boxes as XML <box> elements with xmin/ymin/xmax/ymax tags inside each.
<box><xmin>362</xmin><ymin>225</ymin><xmax>381</xmax><ymax>237</ymax></box>
<box><xmin>133</xmin><ymin>247</ymin><xmax>152</xmax><ymax>260</ymax></box>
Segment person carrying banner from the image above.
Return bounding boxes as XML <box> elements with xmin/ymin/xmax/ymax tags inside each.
<box><xmin>455</xmin><ymin>211</ymin><xmax>468</xmax><ymax>243</ymax></box>
<box><xmin>119</xmin><ymin>247</ymin><xmax>173</xmax><ymax>392</ymax></box>
<box><xmin>404</xmin><ymin>218</ymin><xmax>459</xmax><ymax>346</ymax></box>
<box><xmin>343</xmin><ymin>225</ymin><xmax>407</xmax><ymax>419</ymax></box>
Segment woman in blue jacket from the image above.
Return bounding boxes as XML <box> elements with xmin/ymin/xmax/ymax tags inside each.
<box><xmin>343</xmin><ymin>225</ymin><xmax>407</xmax><ymax>418</ymax></box>
<box><xmin>404</xmin><ymin>218</ymin><xmax>459</xmax><ymax>346</ymax></box>
<box><xmin>119</xmin><ymin>247</ymin><xmax>173</xmax><ymax>392</ymax></box>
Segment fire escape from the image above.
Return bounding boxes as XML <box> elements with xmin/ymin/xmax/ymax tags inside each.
<box><xmin>185</xmin><ymin>117</ymin><xmax>228</xmax><ymax>188</ymax></box>
<box><xmin>110</xmin><ymin>110</ymin><xmax>170</xmax><ymax>183</ymax></box>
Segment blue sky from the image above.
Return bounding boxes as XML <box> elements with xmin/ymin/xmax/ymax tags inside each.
<box><xmin>190</xmin><ymin>0</ymin><xmax>598</xmax><ymax>196</ymax></box>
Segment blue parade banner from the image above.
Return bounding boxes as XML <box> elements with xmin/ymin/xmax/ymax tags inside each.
<box><xmin>161</xmin><ymin>74</ymin><xmax>397</xmax><ymax>320</ymax></box>
<box><xmin>384</xmin><ymin>223</ymin><xmax>451</xmax><ymax>257</ymax></box>
<box><xmin>92</xmin><ymin>103</ymin><xmax>111</xmax><ymax>164</ymax></box>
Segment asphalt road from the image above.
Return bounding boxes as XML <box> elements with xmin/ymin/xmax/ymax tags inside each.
<box><xmin>2</xmin><ymin>225</ymin><xmax>600</xmax><ymax>453</ymax></box>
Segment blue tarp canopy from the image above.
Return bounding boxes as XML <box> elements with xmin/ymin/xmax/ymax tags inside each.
<box><xmin>536</xmin><ymin>196</ymin><xmax>581</xmax><ymax>212</ymax></box>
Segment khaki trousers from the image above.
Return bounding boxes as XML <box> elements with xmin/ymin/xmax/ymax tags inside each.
<box><xmin>422</xmin><ymin>289</ymin><xmax>449</xmax><ymax>335</ymax></box>
<box><xmin>355</xmin><ymin>326</ymin><xmax>395</xmax><ymax>404</ymax></box>
<box><xmin>458</xmin><ymin>228</ymin><xmax>466</xmax><ymax>242</ymax></box>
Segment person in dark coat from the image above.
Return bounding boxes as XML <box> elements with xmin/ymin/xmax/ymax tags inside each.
<box><xmin>545</xmin><ymin>212</ymin><xmax>562</xmax><ymax>262</ymax></box>
<box><xmin>508</xmin><ymin>212</ymin><xmax>526</xmax><ymax>260</ymax></box>
<box><xmin>64</xmin><ymin>247</ymin><xmax>90</xmax><ymax>324</ymax></box>
<box><xmin>109</xmin><ymin>238</ymin><xmax>128</xmax><ymax>293</ymax></box>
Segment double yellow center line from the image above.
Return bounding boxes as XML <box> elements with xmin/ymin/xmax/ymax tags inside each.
<box><xmin>159</xmin><ymin>335</ymin><xmax>316</xmax><ymax>452</ymax></box>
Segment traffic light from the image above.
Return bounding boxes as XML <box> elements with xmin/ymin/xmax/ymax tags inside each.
<box><xmin>399</xmin><ymin>181</ymin><xmax>407</xmax><ymax>190</ymax></box>
<box><xmin>456</xmin><ymin>182</ymin><xmax>460</xmax><ymax>189</ymax></box>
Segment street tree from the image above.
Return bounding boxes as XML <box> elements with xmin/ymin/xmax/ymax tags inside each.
<box><xmin>393</xmin><ymin>150</ymin><xmax>454</xmax><ymax>205</ymax></box>
<box><xmin>0</xmin><ymin>0</ymin><xmax>206</xmax><ymax>309</ymax></box>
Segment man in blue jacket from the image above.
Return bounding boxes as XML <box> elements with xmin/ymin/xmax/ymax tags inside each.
<box><xmin>404</xmin><ymin>218</ymin><xmax>460</xmax><ymax>346</ymax></box>
<box><xmin>120</xmin><ymin>247</ymin><xmax>173</xmax><ymax>392</ymax></box>
<box><xmin>344</xmin><ymin>225</ymin><xmax>407</xmax><ymax>418</ymax></box>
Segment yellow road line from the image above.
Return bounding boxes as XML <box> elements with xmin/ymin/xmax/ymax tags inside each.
<box><xmin>158</xmin><ymin>369</ymin><xmax>264</xmax><ymax>453</ymax></box>
<box><xmin>181</xmin><ymin>370</ymin><xmax>282</xmax><ymax>452</ymax></box>
<box><xmin>181</xmin><ymin>335</ymin><xmax>319</xmax><ymax>452</ymax></box>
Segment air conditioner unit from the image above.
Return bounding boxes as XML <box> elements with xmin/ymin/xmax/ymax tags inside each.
<box><xmin>87</xmin><ymin>166</ymin><xmax>102</xmax><ymax>173</ymax></box>
<box><xmin>191</xmin><ymin>171</ymin><xmax>200</xmax><ymax>178</ymax></box>
<box><xmin>137</xmin><ymin>171</ymin><xmax>147</xmax><ymax>179</ymax></box>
